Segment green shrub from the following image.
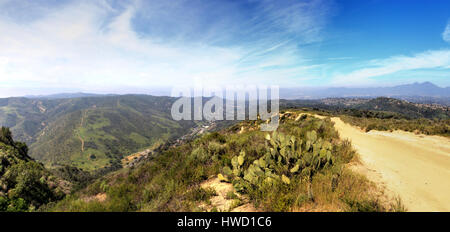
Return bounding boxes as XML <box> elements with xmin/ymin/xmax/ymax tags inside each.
<box><xmin>185</xmin><ymin>187</ymin><xmax>217</xmax><ymax>202</ymax></box>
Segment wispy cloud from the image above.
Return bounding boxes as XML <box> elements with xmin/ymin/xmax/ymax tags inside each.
<box><xmin>443</xmin><ymin>20</ymin><xmax>450</xmax><ymax>43</ymax></box>
<box><xmin>0</xmin><ymin>0</ymin><xmax>332</xmax><ymax>97</ymax></box>
<box><xmin>331</xmin><ymin>49</ymin><xmax>450</xmax><ymax>86</ymax></box>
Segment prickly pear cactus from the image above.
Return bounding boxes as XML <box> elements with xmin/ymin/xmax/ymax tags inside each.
<box><xmin>221</xmin><ymin>127</ymin><xmax>335</xmax><ymax>194</ymax></box>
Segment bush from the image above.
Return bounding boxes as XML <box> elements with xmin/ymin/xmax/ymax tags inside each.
<box><xmin>185</xmin><ymin>187</ymin><xmax>217</xmax><ymax>202</ymax></box>
<box><xmin>0</xmin><ymin>127</ymin><xmax>14</xmax><ymax>146</ymax></box>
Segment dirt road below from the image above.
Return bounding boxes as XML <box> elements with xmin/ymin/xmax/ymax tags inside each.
<box><xmin>78</xmin><ymin>110</ymin><xmax>87</xmax><ymax>152</ymax></box>
<box><xmin>330</xmin><ymin>117</ymin><xmax>450</xmax><ymax>212</ymax></box>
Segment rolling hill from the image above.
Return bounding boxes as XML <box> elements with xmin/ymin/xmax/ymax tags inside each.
<box><xmin>280</xmin><ymin>82</ymin><xmax>450</xmax><ymax>105</ymax></box>
<box><xmin>0</xmin><ymin>95</ymin><xmax>200</xmax><ymax>171</ymax></box>
<box><xmin>281</xmin><ymin>97</ymin><xmax>450</xmax><ymax>120</ymax></box>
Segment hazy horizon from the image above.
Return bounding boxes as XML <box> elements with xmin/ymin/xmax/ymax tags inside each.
<box><xmin>0</xmin><ymin>81</ymin><xmax>446</xmax><ymax>99</ymax></box>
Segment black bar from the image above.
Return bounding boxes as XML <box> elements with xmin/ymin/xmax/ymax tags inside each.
<box><xmin>0</xmin><ymin>212</ymin><xmax>446</xmax><ymax>231</ymax></box>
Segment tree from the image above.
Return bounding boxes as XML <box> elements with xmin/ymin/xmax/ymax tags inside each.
<box><xmin>0</xmin><ymin>127</ymin><xmax>13</xmax><ymax>146</ymax></box>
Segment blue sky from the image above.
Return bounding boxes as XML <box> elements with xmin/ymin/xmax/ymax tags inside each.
<box><xmin>0</xmin><ymin>0</ymin><xmax>449</xmax><ymax>97</ymax></box>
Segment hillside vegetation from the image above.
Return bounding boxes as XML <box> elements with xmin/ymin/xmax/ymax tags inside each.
<box><xmin>282</xmin><ymin>97</ymin><xmax>450</xmax><ymax>120</ymax></box>
<box><xmin>283</xmin><ymin>97</ymin><xmax>450</xmax><ymax>137</ymax></box>
<box><xmin>301</xmin><ymin>108</ymin><xmax>450</xmax><ymax>138</ymax></box>
<box><xmin>51</xmin><ymin>112</ymin><xmax>402</xmax><ymax>212</ymax></box>
<box><xmin>351</xmin><ymin>97</ymin><xmax>450</xmax><ymax>120</ymax></box>
<box><xmin>0</xmin><ymin>127</ymin><xmax>68</xmax><ymax>211</ymax></box>
<box><xmin>0</xmin><ymin>95</ymin><xmax>199</xmax><ymax>171</ymax></box>
<box><xmin>340</xmin><ymin>115</ymin><xmax>450</xmax><ymax>137</ymax></box>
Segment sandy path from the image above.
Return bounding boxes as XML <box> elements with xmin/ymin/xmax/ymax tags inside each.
<box><xmin>330</xmin><ymin>117</ymin><xmax>450</xmax><ymax>212</ymax></box>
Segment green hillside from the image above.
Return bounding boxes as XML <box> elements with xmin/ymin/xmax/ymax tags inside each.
<box><xmin>352</xmin><ymin>97</ymin><xmax>450</xmax><ymax>119</ymax></box>
<box><xmin>51</xmin><ymin>112</ymin><xmax>402</xmax><ymax>212</ymax></box>
<box><xmin>284</xmin><ymin>98</ymin><xmax>450</xmax><ymax>137</ymax></box>
<box><xmin>0</xmin><ymin>95</ymin><xmax>199</xmax><ymax>171</ymax></box>
<box><xmin>281</xmin><ymin>97</ymin><xmax>450</xmax><ymax>120</ymax></box>
<box><xmin>0</xmin><ymin>127</ymin><xmax>68</xmax><ymax>211</ymax></box>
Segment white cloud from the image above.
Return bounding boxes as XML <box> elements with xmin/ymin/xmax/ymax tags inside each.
<box><xmin>255</xmin><ymin>0</ymin><xmax>332</xmax><ymax>44</ymax></box>
<box><xmin>331</xmin><ymin>49</ymin><xmax>450</xmax><ymax>86</ymax></box>
<box><xmin>0</xmin><ymin>1</ymin><xmax>242</xmax><ymax>91</ymax></box>
<box><xmin>0</xmin><ymin>0</ymin><xmax>331</xmax><ymax>97</ymax></box>
<box><xmin>443</xmin><ymin>20</ymin><xmax>450</xmax><ymax>43</ymax></box>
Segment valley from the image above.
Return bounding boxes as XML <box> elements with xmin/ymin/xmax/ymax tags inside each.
<box><xmin>0</xmin><ymin>95</ymin><xmax>200</xmax><ymax>171</ymax></box>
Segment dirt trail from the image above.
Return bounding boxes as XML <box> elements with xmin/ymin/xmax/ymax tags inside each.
<box><xmin>330</xmin><ymin>117</ymin><xmax>450</xmax><ymax>212</ymax></box>
<box><xmin>77</xmin><ymin>110</ymin><xmax>87</xmax><ymax>152</ymax></box>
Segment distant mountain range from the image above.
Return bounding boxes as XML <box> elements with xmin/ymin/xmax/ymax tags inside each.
<box><xmin>20</xmin><ymin>82</ymin><xmax>449</xmax><ymax>100</ymax></box>
<box><xmin>24</xmin><ymin>92</ymin><xmax>117</xmax><ymax>99</ymax></box>
<box><xmin>280</xmin><ymin>82</ymin><xmax>450</xmax><ymax>99</ymax></box>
